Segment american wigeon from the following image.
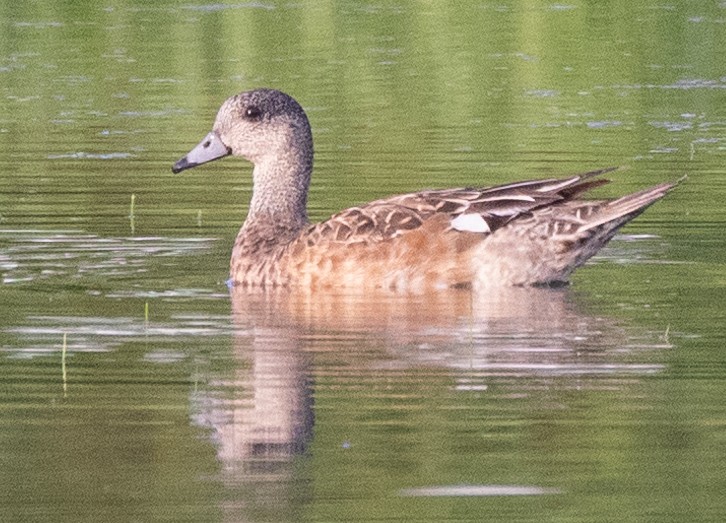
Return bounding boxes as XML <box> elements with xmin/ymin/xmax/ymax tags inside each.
<box><xmin>172</xmin><ymin>88</ymin><xmax>676</xmax><ymax>290</ymax></box>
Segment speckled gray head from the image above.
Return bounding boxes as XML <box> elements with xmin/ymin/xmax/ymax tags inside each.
<box><xmin>172</xmin><ymin>88</ymin><xmax>313</xmax><ymax>174</ymax></box>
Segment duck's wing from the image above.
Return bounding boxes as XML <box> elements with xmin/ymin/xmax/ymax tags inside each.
<box><xmin>306</xmin><ymin>167</ymin><xmax>618</xmax><ymax>244</ymax></box>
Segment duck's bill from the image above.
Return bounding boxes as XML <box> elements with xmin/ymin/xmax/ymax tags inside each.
<box><xmin>172</xmin><ymin>131</ymin><xmax>231</xmax><ymax>173</ymax></box>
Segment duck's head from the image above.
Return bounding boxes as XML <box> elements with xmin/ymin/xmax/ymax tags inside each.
<box><xmin>172</xmin><ymin>88</ymin><xmax>312</xmax><ymax>174</ymax></box>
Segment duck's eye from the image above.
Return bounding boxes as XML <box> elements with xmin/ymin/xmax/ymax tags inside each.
<box><xmin>244</xmin><ymin>106</ymin><xmax>262</xmax><ymax>120</ymax></box>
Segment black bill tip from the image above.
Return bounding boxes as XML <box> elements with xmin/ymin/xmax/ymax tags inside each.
<box><xmin>172</xmin><ymin>157</ymin><xmax>194</xmax><ymax>174</ymax></box>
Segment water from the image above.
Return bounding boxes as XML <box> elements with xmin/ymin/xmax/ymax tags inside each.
<box><xmin>1</xmin><ymin>1</ymin><xmax>725</xmax><ymax>521</ymax></box>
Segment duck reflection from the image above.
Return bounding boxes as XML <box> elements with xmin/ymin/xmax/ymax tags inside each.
<box><xmin>195</xmin><ymin>284</ymin><xmax>654</xmax><ymax>486</ymax></box>
<box><xmin>193</xmin><ymin>292</ymin><xmax>315</xmax><ymax>480</ymax></box>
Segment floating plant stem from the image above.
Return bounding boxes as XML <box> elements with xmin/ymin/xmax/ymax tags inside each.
<box><xmin>62</xmin><ymin>333</ymin><xmax>68</xmax><ymax>395</ymax></box>
<box><xmin>144</xmin><ymin>301</ymin><xmax>149</xmax><ymax>326</ymax></box>
<box><xmin>197</xmin><ymin>209</ymin><xmax>203</xmax><ymax>227</ymax></box>
<box><xmin>129</xmin><ymin>194</ymin><xmax>136</xmax><ymax>235</ymax></box>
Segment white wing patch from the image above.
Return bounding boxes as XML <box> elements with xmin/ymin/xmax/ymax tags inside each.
<box><xmin>451</xmin><ymin>213</ymin><xmax>491</xmax><ymax>233</ymax></box>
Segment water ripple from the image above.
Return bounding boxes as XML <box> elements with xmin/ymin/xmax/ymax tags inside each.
<box><xmin>1</xmin><ymin>229</ymin><xmax>216</xmax><ymax>284</ymax></box>
<box><xmin>4</xmin><ymin>313</ymin><xmax>234</xmax><ymax>359</ymax></box>
<box><xmin>400</xmin><ymin>484</ymin><xmax>561</xmax><ymax>497</ymax></box>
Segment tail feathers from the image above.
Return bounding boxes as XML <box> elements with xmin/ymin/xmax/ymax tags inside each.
<box><xmin>581</xmin><ymin>181</ymin><xmax>676</xmax><ymax>232</ymax></box>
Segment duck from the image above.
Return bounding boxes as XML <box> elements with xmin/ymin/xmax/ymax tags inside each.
<box><xmin>172</xmin><ymin>88</ymin><xmax>676</xmax><ymax>290</ymax></box>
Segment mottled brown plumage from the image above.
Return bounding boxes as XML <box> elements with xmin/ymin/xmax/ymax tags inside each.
<box><xmin>172</xmin><ymin>89</ymin><xmax>677</xmax><ymax>290</ymax></box>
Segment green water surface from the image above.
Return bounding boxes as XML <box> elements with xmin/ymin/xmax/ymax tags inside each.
<box><xmin>1</xmin><ymin>1</ymin><xmax>725</xmax><ymax>522</ymax></box>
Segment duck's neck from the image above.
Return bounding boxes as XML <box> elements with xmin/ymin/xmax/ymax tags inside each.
<box><xmin>242</xmin><ymin>145</ymin><xmax>313</xmax><ymax>242</ymax></box>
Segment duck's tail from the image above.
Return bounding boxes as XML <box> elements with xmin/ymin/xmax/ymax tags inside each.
<box><xmin>581</xmin><ymin>179</ymin><xmax>680</xmax><ymax>232</ymax></box>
